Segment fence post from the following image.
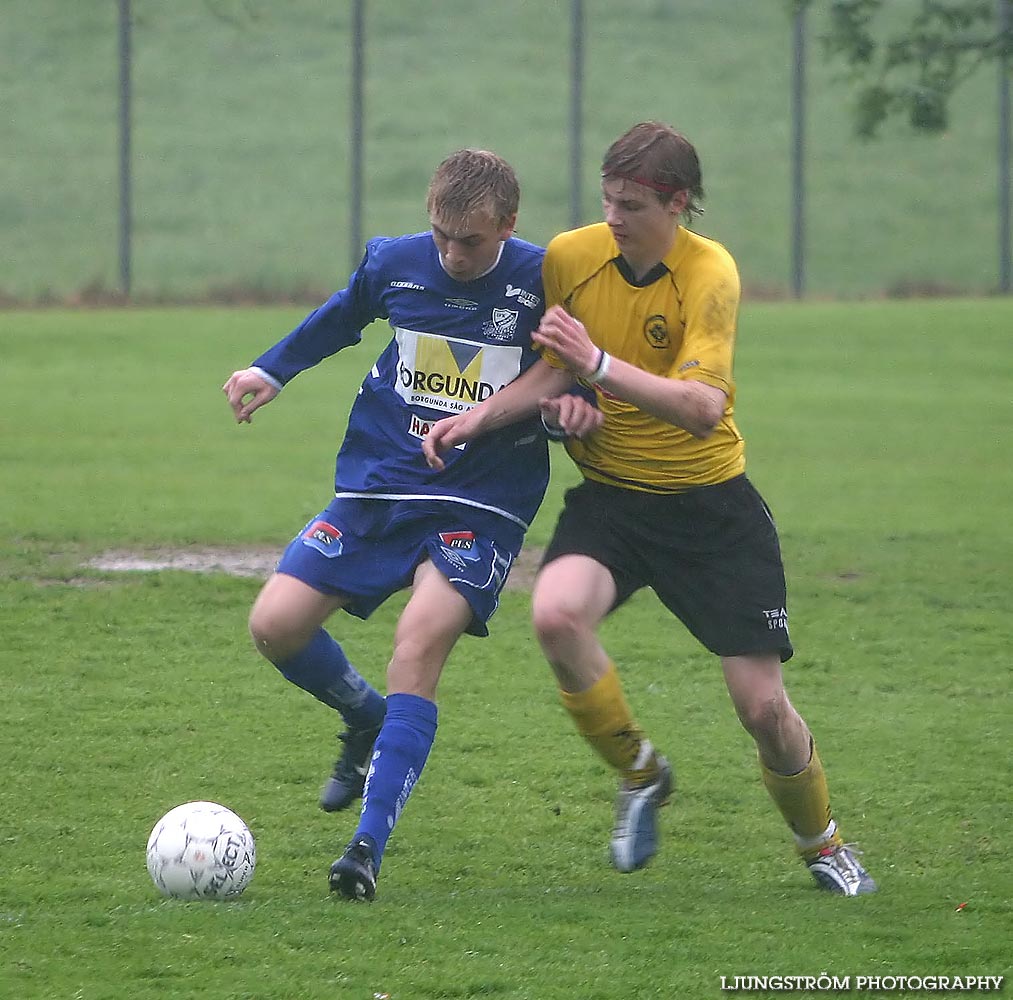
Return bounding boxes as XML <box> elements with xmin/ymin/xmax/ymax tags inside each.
<box><xmin>999</xmin><ymin>0</ymin><xmax>1011</xmax><ymax>293</ymax></box>
<box><xmin>349</xmin><ymin>0</ymin><xmax>365</xmax><ymax>274</ymax></box>
<box><xmin>791</xmin><ymin>4</ymin><xmax>806</xmax><ymax>299</ymax></box>
<box><xmin>569</xmin><ymin>0</ymin><xmax>584</xmax><ymax>229</ymax></box>
<box><xmin>118</xmin><ymin>0</ymin><xmax>132</xmax><ymax>297</ymax></box>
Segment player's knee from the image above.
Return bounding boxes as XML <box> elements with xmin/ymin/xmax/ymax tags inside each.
<box><xmin>532</xmin><ymin>599</ymin><xmax>586</xmax><ymax>651</ymax></box>
<box><xmin>248</xmin><ymin>604</ymin><xmax>301</xmax><ymax>664</ymax></box>
<box><xmin>735</xmin><ymin>691</ymin><xmax>789</xmax><ymax>742</ymax></box>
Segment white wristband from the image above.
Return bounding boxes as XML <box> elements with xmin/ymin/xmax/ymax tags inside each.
<box><xmin>586</xmin><ymin>349</ymin><xmax>611</xmax><ymax>385</ymax></box>
<box><xmin>540</xmin><ymin>412</ymin><xmax>569</xmax><ymax>441</ymax></box>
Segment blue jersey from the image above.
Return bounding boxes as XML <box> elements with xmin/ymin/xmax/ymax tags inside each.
<box><xmin>253</xmin><ymin>232</ymin><xmax>547</xmax><ymax>547</ymax></box>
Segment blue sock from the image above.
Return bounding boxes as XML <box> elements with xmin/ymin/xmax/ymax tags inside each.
<box><xmin>274</xmin><ymin>628</ymin><xmax>385</xmax><ymax>731</ymax></box>
<box><xmin>356</xmin><ymin>693</ymin><xmax>438</xmax><ymax>868</ymax></box>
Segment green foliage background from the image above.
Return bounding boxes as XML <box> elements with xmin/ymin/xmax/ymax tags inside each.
<box><xmin>808</xmin><ymin>0</ymin><xmax>1011</xmax><ymax>136</ymax></box>
<box><xmin>2</xmin><ymin>0</ymin><xmax>1008</xmax><ymax>302</ymax></box>
<box><xmin>1</xmin><ymin>301</ymin><xmax>1011</xmax><ymax>997</ymax></box>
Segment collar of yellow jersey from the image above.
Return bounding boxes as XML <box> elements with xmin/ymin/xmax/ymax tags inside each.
<box><xmin>611</xmin><ymin>226</ymin><xmax>687</xmax><ymax>288</ymax></box>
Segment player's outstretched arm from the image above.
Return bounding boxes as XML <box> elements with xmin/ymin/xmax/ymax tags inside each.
<box><xmin>222</xmin><ymin>368</ymin><xmax>280</xmax><ymax>424</ymax></box>
<box><xmin>423</xmin><ymin>359</ymin><xmax>575</xmax><ymax>470</ymax></box>
<box><xmin>534</xmin><ymin>305</ymin><xmax>725</xmax><ymax>438</ymax></box>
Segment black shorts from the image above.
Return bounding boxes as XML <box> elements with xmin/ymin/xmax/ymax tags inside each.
<box><xmin>542</xmin><ymin>475</ymin><xmax>793</xmax><ymax>662</ymax></box>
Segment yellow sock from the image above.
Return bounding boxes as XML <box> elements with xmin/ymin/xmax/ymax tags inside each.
<box><xmin>559</xmin><ymin>663</ymin><xmax>658</xmax><ymax>785</ymax></box>
<box><xmin>760</xmin><ymin>744</ymin><xmax>842</xmax><ymax>857</ymax></box>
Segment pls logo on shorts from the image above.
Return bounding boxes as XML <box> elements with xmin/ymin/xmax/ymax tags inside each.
<box><xmin>302</xmin><ymin>520</ymin><xmax>343</xmax><ymax>557</ymax></box>
<box><xmin>439</xmin><ymin>530</ymin><xmax>474</xmax><ymax>550</ymax></box>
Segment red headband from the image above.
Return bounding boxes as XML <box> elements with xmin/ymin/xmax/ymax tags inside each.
<box><xmin>607</xmin><ymin>171</ymin><xmax>685</xmax><ymax>195</ymax></box>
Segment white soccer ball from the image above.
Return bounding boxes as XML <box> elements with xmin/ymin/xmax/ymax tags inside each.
<box><xmin>146</xmin><ymin>801</ymin><xmax>256</xmax><ymax>900</ymax></box>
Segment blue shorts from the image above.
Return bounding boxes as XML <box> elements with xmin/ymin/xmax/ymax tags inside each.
<box><xmin>275</xmin><ymin>496</ymin><xmax>520</xmax><ymax>637</ymax></box>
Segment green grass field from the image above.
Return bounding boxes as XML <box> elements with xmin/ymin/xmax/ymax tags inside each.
<box><xmin>1</xmin><ymin>300</ymin><xmax>1011</xmax><ymax>998</ymax></box>
<box><xmin>2</xmin><ymin>0</ymin><xmax>1007</xmax><ymax>301</ymax></box>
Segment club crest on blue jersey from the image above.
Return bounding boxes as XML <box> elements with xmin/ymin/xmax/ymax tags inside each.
<box><xmin>301</xmin><ymin>519</ymin><xmax>344</xmax><ymax>557</ymax></box>
<box><xmin>482</xmin><ymin>308</ymin><xmax>519</xmax><ymax>342</ymax></box>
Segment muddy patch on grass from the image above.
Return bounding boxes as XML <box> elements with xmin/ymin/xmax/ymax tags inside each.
<box><xmin>86</xmin><ymin>546</ymin><xmax>282</xmax><ymax>579</ymax></box>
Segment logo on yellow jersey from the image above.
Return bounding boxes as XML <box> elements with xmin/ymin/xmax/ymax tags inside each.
<box><xmin>644</xmin><ymin>314</ymin><xmax>670</xmax><ymax>349</ymax></box>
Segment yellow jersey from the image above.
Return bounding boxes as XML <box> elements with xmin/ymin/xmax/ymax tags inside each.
<box><xmin>542</xmin><ymin>222</ymin><xmax>745</xmax><ymax>492</ymax></box>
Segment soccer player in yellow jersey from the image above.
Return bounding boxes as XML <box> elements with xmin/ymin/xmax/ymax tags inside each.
<box><xmin>424</xmin><ymin>122</ymin><xmax>875</xmax><ymax>895</ymax></box>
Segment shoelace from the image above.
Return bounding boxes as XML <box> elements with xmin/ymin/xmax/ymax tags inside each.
<box><xmin>824</xmin><ymin>842</ymin><xmax>864</xmax><ymax>858</ymax></box>
<box><xmin>812</xmin><ymin>843</ymin><xmax>868</xmax><ymax>885</ymax></box>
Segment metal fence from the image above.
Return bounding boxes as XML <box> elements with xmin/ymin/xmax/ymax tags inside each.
<box><xmin>6</xmin><ymin>0</ymin><xmax>1012</xmax><ymax>302</ymax></box>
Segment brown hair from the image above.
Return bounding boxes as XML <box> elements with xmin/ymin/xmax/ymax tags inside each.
<box><xmin>601</xmin><ymin>121</ymin><xmax>705</xmax><ymax>221</ymax></box>
<box><xmin>426</xmin><ymin>149</ymin><xmax>520</xmax><ymax>229</ymax></box>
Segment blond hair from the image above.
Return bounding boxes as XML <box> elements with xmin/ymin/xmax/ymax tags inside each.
<box><xmin>426</xmin><ymin>149</ymin><xmax>520</xmax><ymax>229</ymax></box>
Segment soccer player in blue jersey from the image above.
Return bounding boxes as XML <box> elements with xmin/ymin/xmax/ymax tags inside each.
<box><xmin>223</xmin><ymin>149</ymin><xmax>599</xmax><ymax>901</ymax></box>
